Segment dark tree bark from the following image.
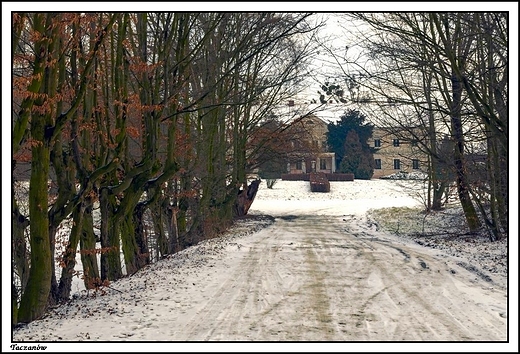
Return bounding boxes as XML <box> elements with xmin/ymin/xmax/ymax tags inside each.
<box><xmin>234</xmin><ymin>179</ymin><xmax>262</xmax><ymax>217</ymax></box>
<box><xmin>450</xmin><ymin>71</ymin><xmax>481</xmax><ymax>232</ymax></box>
<box><xmin>80</xmin><ymin>201</ymin><xmax>101</xmax><ymax>289</ymax></box>
<box><xmin>56</xmin><ymin>203</ymin><xmax>84</xmax><ymax>301</ymax></box>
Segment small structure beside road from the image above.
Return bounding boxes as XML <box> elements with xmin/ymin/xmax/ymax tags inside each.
<box><xmin>310</xmin><ymin>172</ymin><xmax>330</xmax><ymax>193</ymax></box>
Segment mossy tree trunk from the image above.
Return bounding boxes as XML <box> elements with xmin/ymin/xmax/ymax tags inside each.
<box><xmin>12</xmin><ymin>199</ymin><xmax>30</xmax><ymax>326</ymax></box>
<box><xmin>56</xmin><ymin>202</ymin><xmax>84</xmax><ymax>301</ymax></box>
<box><xmin>100</xmin><ymin>186</ymin><xmax>122</xmax><ymax>281</ymax></box>
<box><xmin>17</xmin><ymin>13</ymin><xmax>57</xmax><ymax>324</ymax></box>
<box><xmin>79</xmin><ymin>200</ymin><xmax>101</xmax><ymax>289</ymax></box>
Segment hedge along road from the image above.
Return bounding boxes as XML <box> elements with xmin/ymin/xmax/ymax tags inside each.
<box><xmin>168</xmin><ymin>212</ymin><xmax>507</xmax><ymax>342</ymax></box>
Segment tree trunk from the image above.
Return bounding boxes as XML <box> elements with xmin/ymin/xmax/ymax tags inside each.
<box><xmin>133</xmin><ymin>202</ymin><xmax>150</xmax><ymax>267</ymax></box>
<box><xmin>450</xmin><ymin>72</ymin><xmax>481</xmax><ymax>232</ymax></box>
<box><xmin>120</xmin><ymin>215</ymin><xmax>140</xmax><ymax>276</ymax></box>
<box><xmin>56</xmin><ymin>203</ymin><xmax>84</xmax><ymax>301</ymax></box>
<box><xmin>424</xmin><ymin>71</ymin><xmax>445</xmax><ymax>211</ymax></box>
<box><xmin>12</xmin><ymin>200</ymin><xmax>30</xmax><ymax>292</ymax></box>
<box><xmin>80</xmin><ymin>201</ymin><xmax>101</xmax><ymax>289</ymax></box>
<box><xmin>100</xmin><ymin>187</ymin><xmax>122</xmax><ymax>281</ymax></box>
<box><xmin>151</xmin><ymin>199</ymin><xmax>168</xmax><ymax>259</ymax></box>
<box><xmin>12</xmin><ymin>200</ymin><xmax>30</xmax><ymax>326</ymax></box>
<box><xmin>17</xmin><ymin>105</ymin><xmax>53</xmax><ymax>324</ymax></box>
<box><xmin>17</xmin><ymin>14</ymin><xmax>55</xmax><ymax>323</ymax></box>
<box><xmin>234</xmin><ymin>179</ymin><xmax>261</xmax><ymax>217</ymax></box>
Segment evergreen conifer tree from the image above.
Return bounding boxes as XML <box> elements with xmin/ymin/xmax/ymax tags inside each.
<box><xmin>328</xmin><ymin>109</ymin><xmax>375</xmax><ymax>179</ymax></box>
<box><xmin>339</xmin><ymin>130</ymin><xmax>374</xmax><ymax>179</ymax></box>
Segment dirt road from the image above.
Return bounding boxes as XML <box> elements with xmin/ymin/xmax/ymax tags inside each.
<box><xmin>11</xmin><ymin>206</ymin><xmax>508</xmax><ymax>344</ymax></box>
<box><xmin>161</xmin><ymin>213</ymin><xmax>507</xmax><ymax>341</ymax></box>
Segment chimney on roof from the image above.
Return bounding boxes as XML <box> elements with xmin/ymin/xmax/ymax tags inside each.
<box><xmin>288</xmin><ymin>100</ymin><xmax>295</xmax><ymax>107</ymax></box>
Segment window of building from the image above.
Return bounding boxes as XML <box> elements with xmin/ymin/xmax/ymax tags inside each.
<box><xmin>412</xmin><ymin>159</ymin><xmax>420</xmax><ymax>169</ymax></box>
<box><xmin>374</xmin><ymin>159</ymin><xmax>381</xmax><ymax>169</ymax></box>
<box><xmin>393</xmin><ymin>159</ymin><xmax>401</xmax><ymax>170</ymax></box>
<box><xmin>320</xmin><ymin>159</ymin><xmax>327</xmax><ymax>170</ymax></box>
<box><xmin>374</xmin><ymin>139</ymin><xmax>381</xmax><ymax>147</ymax></box>
<box><xmin>393</xmin><ymin>139</ymin><xmax>400</xmax><ymax>147</ymax></box>
<box><xmin>411</xmin><ymin>139</ymin><xmax>418</xmax><ymax>147</ymax></box>
<box><xmin>296</xmin><ymin>161</ymin><xmax>302</xmax><ymax>170</ymax></box>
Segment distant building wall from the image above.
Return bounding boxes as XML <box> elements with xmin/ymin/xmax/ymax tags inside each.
<box><xmin>287</xmin><ymin>115</ymin><xmax>336</xmax><ymax>174</ymax></box>
<box><xmin>371</xmin><ymin>127</ymin><xmax>426</xmax><ymax>178</ymax></box>
<box><xmin>287</xmin><ymin>153</ymin><xmax>335</xmax><ymax>174</ymax></box>
<box><xmin>286</xmin><ymin>115</ymin><xmax>336</xmax><ymax>175</ymax></box>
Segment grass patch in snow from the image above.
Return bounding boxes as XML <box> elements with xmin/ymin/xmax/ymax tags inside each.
<box><xmin>368</xmin><ymin>205</ymin><xmax>470</xmax><ymax>238</ymax></box>
<box><xmin>368</xmin><ymin>206</ymin><xmax>427</xmax><ymax>236</ymax></box>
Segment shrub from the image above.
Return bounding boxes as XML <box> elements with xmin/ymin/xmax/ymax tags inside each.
<box><xmin>266</xmin><ymin>179</ymin><xmax>277</xmax><ymax>189</ymax></box>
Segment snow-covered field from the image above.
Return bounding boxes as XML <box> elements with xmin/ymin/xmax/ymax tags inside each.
<box><xmin>7</xmin><ymin>179</ymin><xmax>517</xmax><ymax>352</ymax></box>
<box><xmin>251</xmin><ymin>179</ymin><xmax>423</xmax><ymax>216</ymax></box>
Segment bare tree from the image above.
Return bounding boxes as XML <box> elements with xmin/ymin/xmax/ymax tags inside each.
<box><xmin>12</xmin><ymin>12</ymin><xmax>324</xmax><ymax>324</ymax></box>
<box><xmin>330</xmin><ymin>12</ymin><xmax>507</xmax><ymax>238</ymax></box>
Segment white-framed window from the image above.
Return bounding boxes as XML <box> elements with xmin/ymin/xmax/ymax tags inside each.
<box><xmin>393</xmin><ymin>139</ymin><xmax>400</xmax><ymax>147</ymax></box>
<box><xmin>374</xmin><ymin>139</ymin><xmax>381</xmax><ymax>147</ymax></box>
<box><xmin>412</xmin><ymin>159</ymin><xmax>420</xmax><ymax>169</ymax></box>
<box><xmin>393</xmin><ymin>159</ymin><xmax>401</xmax><ymax>169</ymax></box>
<box><xmin>320</xmin><ymin>159</ymin><xmax>327</xmax><ymax>170</ymax></box>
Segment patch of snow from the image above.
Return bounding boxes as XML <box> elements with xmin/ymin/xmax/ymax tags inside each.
<box><xmin>379</xmin><ymin>170</ymin><xmax>428</xmax><ymax>180</ymax></box>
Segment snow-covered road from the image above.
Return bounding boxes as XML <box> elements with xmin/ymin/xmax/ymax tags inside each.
<box><xmin>10</xmin><ymin>180</ymin><xmax>510</xmax><ymax>351</ymax></box>
<box><xmin>162</xmin><ymin>213</ymin><xmax>507</xmax><ymax>341</ymax></box>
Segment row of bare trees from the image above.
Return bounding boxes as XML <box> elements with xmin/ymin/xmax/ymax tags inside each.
<box><xmin>12</xmin><ymin>12</ymin><xmax>323</xmax><ymax>324</ymax></box>
<box><xmin>330</xmin><ymin>12</ymin><xmax>508</xmax><ymax>240</ymax></box>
